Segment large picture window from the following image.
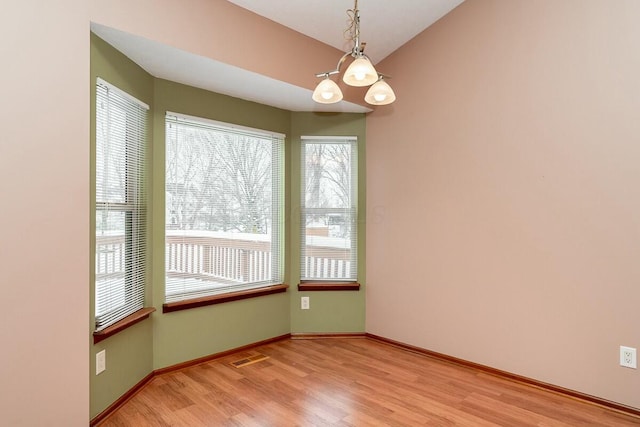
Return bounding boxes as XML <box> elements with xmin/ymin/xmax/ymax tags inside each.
<box><xmin>95</xmin><ymin>79</ymin><xmax>148</xmax><ymax>331</ymax></box>
<box><xmin>165</xmin><ymin>113</ymin><xmax>284</xmax><ymax>303</ymax></box>
<box><xmin>301</xmin><ymin>137</ymin><xmax>358</xmax><ymax>281</ymax></box>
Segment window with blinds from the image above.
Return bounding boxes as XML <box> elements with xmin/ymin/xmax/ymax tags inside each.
<box><xmin>95</xmin><ymin>78</ymin><xmax>149</xmax><ymax>331</ymax></box>
<box><xmin>165</xmin><ymin>113</ymin><xmax>284</xmax><ymax>303</ymax></box>
<box><xmin>301</xmin><ymin>137</ymin><xmax>358</xmax><ymax>281</ymax></box>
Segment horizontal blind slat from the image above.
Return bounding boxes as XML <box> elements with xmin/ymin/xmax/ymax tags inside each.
<box><xmin>95</xmin><ymin>79</ymin><xmax>148</xmax><ymax>332</ymax></box>
<box><xmin>300</xmin><ymin>137</ymin><xmax>358</xmax><ymax>281</ymax></box>
<box><xmin>165</xmin><ymin>113</ymin><xmax>284</xmax><ymax>303</ymax></box>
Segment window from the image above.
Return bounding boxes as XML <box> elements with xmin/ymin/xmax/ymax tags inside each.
<box><xmin>95</xmin><ymin>79</ymin><xmax>149</xmax><ymax>331</ymax></box>
<box><xmin>301</xmin><ymin>137</ymin><xmax>358</xmax><ymax>282</ymax></box>
<box><xmin>165</xmin><ymin>113</ymin><xmax>284</xmax><ymax>303</ymax></box>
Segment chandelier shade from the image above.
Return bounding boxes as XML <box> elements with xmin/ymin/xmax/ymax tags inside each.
<box><xmin>342</xmin><ymin>57</ymin><xmax>379</xmax><ymax>87</ymax></box>
<box><xmin>312</xmin><ymin>0</ymin><xmax>396</xmax><ymax>106</ymax></box>
<box><xmin>364</xmin><ymin>78</ymin><xmax>396</xmax><ymax>105</ymax></box>
<box><xmin>312</xmin><ymin>77</ymin><xmax>343</xmax><ymax>104</ymax></box>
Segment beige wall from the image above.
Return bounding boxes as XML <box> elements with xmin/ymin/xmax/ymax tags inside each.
<box><xmin>366</xmin><ymin>0</ymin><xmax>640</xmax><ymax>409</ymax></box>
<box><xmin>0</xmin><ymin>1</ymin><xmax>89</xmax><ymax>426</ymax></box>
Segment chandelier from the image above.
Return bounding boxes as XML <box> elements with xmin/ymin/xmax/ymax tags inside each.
<box><xmin>312</xmin><ymin>0</ymin><xmax>396</xmax><ymax>106</ymax></box>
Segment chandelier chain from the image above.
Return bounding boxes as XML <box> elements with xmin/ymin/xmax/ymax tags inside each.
<box><xmin>344</xmin><ymin>7</ymin><xmax>357</xmax><ymax>45</ymax></box>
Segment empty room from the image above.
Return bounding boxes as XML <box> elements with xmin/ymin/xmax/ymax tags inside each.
<box><xmin>2</xmin><ymin>0</ymin><xmax>639</xmax><ymax>425</ymax></box>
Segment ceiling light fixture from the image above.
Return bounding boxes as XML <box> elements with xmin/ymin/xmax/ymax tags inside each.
<box><xmin>312</xmin><ymin>0</ymin><xmax>396</xmax><ymax>106</ymax></box>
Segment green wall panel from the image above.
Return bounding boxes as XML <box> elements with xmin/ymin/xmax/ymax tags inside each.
<box><xmin>289</xmin><ymin>112</ymin><xmax>367</xmax><ymax>333</ymax></box>
<box><xmin>90</xmin><ymin>32</ymin><xmax>367</xmax><ymax>419</ymax></box>
<box><xmin>90</xmin><ymin>33</ymin><xmax>155</xmax><ymax>418</ymax></box>
<box><xmin>151</xmin><ymin>79</ymin><xmax>292</xmax><ymax>369</ymax></box>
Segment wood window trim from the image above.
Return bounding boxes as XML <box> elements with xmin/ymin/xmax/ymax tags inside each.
<box><xmin>298</xmin><ymin>281</ymin><xmax>360</xmax><ymax>291</ymax></box>
<box><xmin>162</xmin><ymin>284</ymin><xmax>289</xmax><ymax>313</ymax></box>
<box><xmin>93</xmin><ymin>307</ymin><xmax>156</xmax><ymax>344</ymax></box>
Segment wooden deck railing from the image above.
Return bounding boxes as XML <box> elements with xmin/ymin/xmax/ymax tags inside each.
<box><xmin>165</xmin><ymin>234</ymin><xmax>273</xmax><ymax>283</ymax></box>
<box><xmin>95</xmin><ymin>234</ymin><xmax>126</xmax><ymax>281</ymax></box>
<box><xmin>96</xmin><ymin>233</ymin><xmax>352</xmax><ymax>283</ymax></box>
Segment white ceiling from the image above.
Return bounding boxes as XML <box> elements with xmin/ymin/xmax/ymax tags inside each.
<box><xmin>227</xmin><ymin>0</ymin><xmax>465</xmax><ymax>64</ymax></box>
<box><xmin>92</xmin><ymin>0</ymin><xmax>464</xmax><ymax>113</ymax></box>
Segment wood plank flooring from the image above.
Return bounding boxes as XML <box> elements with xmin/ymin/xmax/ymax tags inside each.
<box><xmin>99</xmin><ymin>338</ymin><xmax>640</xmax><ymax>426</ymax></box>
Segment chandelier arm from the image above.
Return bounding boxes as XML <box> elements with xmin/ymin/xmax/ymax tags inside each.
<box><xmin>315</xmin><ymin>51</ymin><xmax>354</xmax><ymax>78</ymax></box>
<box><xmin>315</xmin><ymin>70</ymin><xmax>339</xmax><ymax>78</ymax></box>
<box><xmin>335</xmin><ymin>51</ymin><xmax>354</xmax><ymax>73</ymax></box>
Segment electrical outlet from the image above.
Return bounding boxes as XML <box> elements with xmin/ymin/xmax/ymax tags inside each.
<box><xmin>620</xmin><ymin>346</ymin><xmax>637</xmax><ymax>369</ymax></box>
<box><xmin>301</xmin><ymin>296</ymin><xmax>310</xmax><ymax>310</ymax></box>
<box><xmin>96</xmin><ymin>350</ymin><xmax>106</xmax><ymax>375</ymax></box>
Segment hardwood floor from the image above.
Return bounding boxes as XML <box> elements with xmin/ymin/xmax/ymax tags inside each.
<box><xmin>99</xmin><ymin>338</ymin><xmax>640</xmax><ymax>426</ymax></box>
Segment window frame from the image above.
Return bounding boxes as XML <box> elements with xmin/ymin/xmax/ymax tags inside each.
<box><xmin>94</xmin><ymin>78</ymin><xmax>153</xmax><ymax>341</ymax></box>
<box><xmin>163</xmin><ymin>112</ymin><xmax>286</xmax><ymax>310</ymax></box>
<box><xmin>299</xmin><ymin>136</ymin><xmax>359</xmax><ymax>290</ymax></box>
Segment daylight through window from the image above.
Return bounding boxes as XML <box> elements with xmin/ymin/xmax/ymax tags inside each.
<box><xmin>95</xmin><ymin>78</ymin><xmax>149</xmax><ymax>331</ymax></box>
<box><xmin>165</xmin><ymin>113</ymin><xmax>284</xmax><ymax>303</ymax></box>
<box><xmin>301</xmin><ymin>136</ymin><xmax>358</xmax><ymax>281</ymax></box>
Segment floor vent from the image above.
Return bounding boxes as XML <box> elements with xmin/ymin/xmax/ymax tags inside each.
<box><xmin>230</xmin><ymin>353</ymin><xmax>269</xmax><ymax>368</ymax></box>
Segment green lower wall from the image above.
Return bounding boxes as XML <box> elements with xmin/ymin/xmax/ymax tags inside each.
<box><xmin>150</xmin><ymin>79</ymin><xmax>292</xmax><ymax>369</ymax></box>
<box><xmin>90</xmin><ymin>321</ymin><xmax>154</xmax><ymax>417</ymax></box>
<box><xmin>289</xmin><ymin>113</ymin><xmax>367</xmax><ymax>333</ymax></box>
<box><xmin>90</xmin><ymin>34</ymin><xmax>155</xmax><ymax>418</ymax></box>
<box><xmin>90</xmin><ymin>34</ymin><xmax>366</xmax><ymax>419</ymax></box>
<box><xmin>153</xmin><ymin>295</ymin><xmax>290</xmax><ymax>368</ymax></box>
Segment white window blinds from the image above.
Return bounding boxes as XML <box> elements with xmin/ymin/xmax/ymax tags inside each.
<box><xmin>165</xmin><ymin>113</ymin><xmax>284</xmax><ymax>303</ymax></box>
<box><xmin>301</xmin><ymin>136</ymin><xmax>358</xmax><ymax>281</ymax></box>
<box><xmin>95</xmin><ymin>78</ymin><xmax>149</xmax><ymax>331</ymax></box>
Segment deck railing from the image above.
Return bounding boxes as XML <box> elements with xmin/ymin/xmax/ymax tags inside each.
<box><xmin>95</xmin><ymin>234</ymin><xmax>126</xmax><ymax>281</ymax></box>
<box><xmin>165</xmin><ymin>234</ymin><xmax>273</xmax><ymax>283</ymax></box>
<box><xmin>96</xmin><ymin>232</ymin><xmax>352</xmax><ymax>283</ymax></box>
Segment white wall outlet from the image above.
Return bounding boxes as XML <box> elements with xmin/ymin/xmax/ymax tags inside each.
<box><xmin>620</xmin><ymin>346</ymin><xmax>637</xmax><ymax>369</ymax></box>
<box><xmin>96</xmin><ymin>349</ymin><xmax>106</xmax><ymax>375</ymax></box>
<box><xmin>301</xmin><ymin>296</ymin><xmax>310</xmax><ymax>310</ymax></box>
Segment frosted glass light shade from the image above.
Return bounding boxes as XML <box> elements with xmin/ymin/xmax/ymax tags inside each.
<box><xmin>365</xmin><ymin>79</ymin><xmax>396</xmax><ymax>105</ymax></box>
<box><xmin>342</xmin><ymin>57</ymin><xmax>378</xmax><ymax>87</ymax></box>
<box><xmin>312</xmin><ymin>78</ymin><xmax>343</xmax><ymax>104</ymax></box>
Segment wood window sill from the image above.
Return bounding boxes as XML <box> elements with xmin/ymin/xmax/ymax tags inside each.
<box><xmin>298</xmin><ymin>282</ymin><xmax>360</xmax><ymax>291</ymax></box>
<box><xmin>162</xmin><ymin>284</ymin><xmax>289</xmax><ymax>313</ymax></box>
<box><xmin>93</xmin><ymin>307</ymin><xmax>156</xmax><ymax>344</ymax></box>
